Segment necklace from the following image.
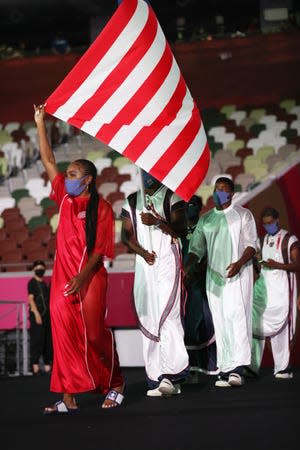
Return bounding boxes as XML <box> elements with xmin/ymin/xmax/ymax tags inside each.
<box><xmin>266</xmin><ymin>230</ymin><xmax>282</xmax><ymax>250</ymax></box>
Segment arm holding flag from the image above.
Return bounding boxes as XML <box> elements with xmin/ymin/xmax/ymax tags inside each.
<box><xmin>34</xmin><ymin>104</ymin><xmax>59</xmax><ymax>183</ymax></box>
<box><xmin>121</xmin><ymin>215</ymin><xmax>156</xmax><ymax>265</ymax></box>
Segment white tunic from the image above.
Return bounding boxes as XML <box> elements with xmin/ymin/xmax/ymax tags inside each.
<box><xmin>252</xmin><ymin>229</ymin><xmax>298</xmax><ymax>340</ymax></box>
<box><xmin>122</xmin><ymin>186</ymin><xmax>189</xmax><ymax>382</ymax></box>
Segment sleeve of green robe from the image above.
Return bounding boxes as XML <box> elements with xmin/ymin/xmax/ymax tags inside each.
<box><xmin>188</xmin><ymin>218</ymin><xmax>207</xmax><ymax>262</ymax></box>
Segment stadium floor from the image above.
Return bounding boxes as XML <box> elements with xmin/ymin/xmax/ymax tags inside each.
<box><xmin>0</xmin><ymin>367</ymin><xmax>298</xmax><ymax>450</ymax></box>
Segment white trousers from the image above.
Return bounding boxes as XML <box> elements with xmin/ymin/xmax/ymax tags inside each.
<box><xmin>141</xmin><ymin>307</ymin><xmax>189</xmax><ymax>384</ymax></box>
<box><xmin>251</xmin><ymin>324</ymin><xmax>290</xmax><ymax>374</ymax></box>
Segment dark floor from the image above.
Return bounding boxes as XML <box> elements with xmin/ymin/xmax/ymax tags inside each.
<box><xmin>0</xmin><ymin>368</ymin><xmax>299</xmax><ymax>450</ymax></box>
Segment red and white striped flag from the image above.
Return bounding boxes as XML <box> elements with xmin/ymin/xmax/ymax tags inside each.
<box><xmin>45</xmin><ymin>0</ymin><xmax>210</xmax><ymax>201</ymax></box>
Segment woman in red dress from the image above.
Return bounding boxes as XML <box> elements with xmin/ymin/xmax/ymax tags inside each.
<box><xmin>34</xmin><ymin>104</ymin><xmax>124</xmax><ymax>413</ymax></box>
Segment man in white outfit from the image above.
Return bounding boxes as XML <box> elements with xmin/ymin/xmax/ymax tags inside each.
<box><xmin>121</xmin><ymin>171</ymin><xmax>189</xmax><ymax>397</ymax></box>
<box><xmin>251</xmin><ymin>207</ymin><xmax>300</xmax><ymax>379</ymax></box>
<box><xmin>186</xmin><ymin>177</ymin><xmax>258</xmax><ymax>387</ymax></box>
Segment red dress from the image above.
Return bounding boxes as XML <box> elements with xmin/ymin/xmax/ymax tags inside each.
<box><xmin>49</xmin><ymin>174</ymin><xmax>123</xmax><ymax>394</ymax></box>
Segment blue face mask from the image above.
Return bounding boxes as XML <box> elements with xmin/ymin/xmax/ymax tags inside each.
<box><xmin>263</xmin><ymin>221</ymin><xmax>279</xmax><ymax>235</ymax></box>
<box><xmin>142</xmin><ymin>171</ymin><xmax>159</xmax><ymax>189</ymax></box>
<box><xmin>65</xmin><ymin>176</ymin><xmax>88</xmax><ymax>197</ymax></box>
<box><xmin>213</xmin><ymin>190</ymin><xmax>231</xmax><ymax>206</ymax></box>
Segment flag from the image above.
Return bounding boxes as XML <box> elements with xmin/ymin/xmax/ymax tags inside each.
<box><xmin>45</xmin><ymin>0</ymin><xmax>210</xmax><ymax>201</ymax></box>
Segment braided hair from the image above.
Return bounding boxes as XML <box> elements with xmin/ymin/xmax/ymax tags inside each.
<box><xmin>74</xmin><ymin>159</ymin><xmax>99</xmax><ymax>255</ymax></box>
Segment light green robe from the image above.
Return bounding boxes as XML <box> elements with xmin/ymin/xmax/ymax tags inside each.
<box><xmin>189</xmin><ymin>204</ymin><xmax>257</xmax><ymax>373</ymax></box>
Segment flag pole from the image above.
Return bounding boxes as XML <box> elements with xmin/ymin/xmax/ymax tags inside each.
<box><xmin>138</xmin><ymin>167</ymin><xmax>153</xmax><ymax>252</ymax></box>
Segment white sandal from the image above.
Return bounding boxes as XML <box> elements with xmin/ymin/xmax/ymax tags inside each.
<box><xmin>102</xmin><ymin>389</ymin><xmax>124</xmax><ymax>409</ymax></box>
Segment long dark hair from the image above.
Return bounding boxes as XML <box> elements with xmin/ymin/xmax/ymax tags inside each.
<box><xmin>74</xmin><ymin>159</ymin><xmax>99</xmax><ymax>255</ymax></box>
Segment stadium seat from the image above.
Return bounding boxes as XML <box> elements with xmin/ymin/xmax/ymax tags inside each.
<box><xmin>50</xmin><ymin>213</ymin><xmax>59</xmax><ymax>233</ymax></box>
<box><xmin>115</xmin><ymin>174</ymin><xmax>131</xmax><ymax>187</ymax></box>
<box><xmin>239</xmin><ymin>117</ymin><xmax>256</xmax><ymax>131</ymax></box>
<box><xmin>119</xmin><ymin>180</ymin><xmax>139</xmax><ymax>198</ymax></box>
<box><xmin>25</xmin><ymin>247</ymin><xmax>49</xmax><ymax>265</ymax></box>
<box><xmin>249</xmin><ymin>108</ymin><xmax>266</xmax><ymax>122</ymax></box>
<box><xmin>26</xmin><ymin>214</ymin><xmax>47</xmax><ymax>230</ymax></box>
<box><xmin>256</xmin><ymin>146</ymin><xmax>275</xmax><ymax>163</ymax></box>
<box><xmin>119</xmin><ymin>163</ymin><xmax>139</xmax><ymax>178</ymax></box>
<box><xmin>226</xmin><ymin>140</ymin><xmax>245</xmax><ymax>155</ymax></box>
<box><xmin>0</xmin><ymin>197</ymin><xmax>16</xmax><ymax>215</ymax></box>
<box><xmin>87</xmin><ymin>150</ymin><xmax>106</xmax><ymax>162</ymax></box>
<box><xmin>44</xmin><ymin>204</ymin><xmax>59</xmax><ymax>220</ymax></box>
<box><xmin>290</xmin><ymin>119</ymin><xmax>300</xmax><ymax>133</ymax></box>
<box><xmin>21</xmin><ymin>238</ymin><xmax>43</xmax><ymax>257</ymax></box>
<box><xmin>225</xmin><ymin>165</ymin><xmax>245</xmax><ymax>182</ymax></box>
<box><xmin>98</xmin><ymin>182</ymin><xmax>118</xmax><ymax>199</ymax></box>
<box><xmin>11</xmin><ymin>188</ymin><xmax>30</xmax><ymax>204</ymax></box>
<box><xmin>235</xmin><ymin>173</ymin><xmax>255</xmax><ymax>191</ymax></box>
<box><xmin>259</xmin><ymin>115</ymin><xmax>277</xmax><ymax>126</ymax></box>
<box><xmin>113</xmin><ymin>156</ymin><xmax>132</xmax><ymax>169</ymax></box>
<box><xmin>236</xmin><ymin>147</ymin><xmax>253</xmax><ymax>160</ymax></box>
<box><xmin>0</xmin><ymin>239</ymin><xmax>18</xmax><ymax>256</ymax></box>
<box><xmin>277</xmin><ymin>144</ymin><xmax>297</xmax><ymax>159</ymax></box>
<box><xmin>271</xmin><ymin>161</ymin><xmax>287</xmax><ymax>174</ymax></box>
<box><xmin>221</xmin><ymin>156</ymin><xmax>242</xmax><ymax>172</ymax></box>
<box><xmin>0</xmin><ymin>130</ymin><xmax>13</xmax><ymax>146</ymax></box>
<box><xmin>4</xmin><ymin>210</ymin><xmax>26</xmax><ymax>227</ymax></box>
<box><xmin>229</xmin><ymin>110</ymin><xmax>247</xmax><ymax>125</ymax></box>
<box><xmin>208</xmin><ymin>126</ymin><xmax>226</xmax><ymax>140</ymax></box>
<box><xmin>99</xmin><ymin>166</ymin><xmax>119</xmax><ymax>182</ymax></box>
<box><xmin>246</xmin><ymin>138</ymin><xmax>265</xmax><ymax>153</ymax></box>
<box><xmin>4</xmin><ymin>122</ymin><xmax>20</xmax><ymax>134</ymax></box>
<box><xmin>290</xmin><ymin>105</ymin><xmax>300</xmax><ymax>118</ymax></box>
<box><xmin>281</xmin><ymin>129</ymin><xmax>298</xmax><ymax>140</ymax></box>
<box><xmin>279</xmin><ymin>99</ymin><xmax>296</xmax><ymax>113</ymax></box>
<box><xmin>249</xmin><ymin>123</ymin><xmax>266</xmax><ymax>137</ymax></box>
<box><xmin>1</xmin><ymin>206</ymin><xmax>20</xmax><ymax>220</ymax></box>
<box><xmin>265</xmin><ymin>154</ymin><xmax>282</xmax><ymax>170</ymax></box>
<box><xmin>0</xmin><ymin>248</ymin><xmax>26</xmax><ymax>272</ymax></box>
<box><xmin>220</xmin><ymin>104</ymin><xmax>236</xmax><ymax>118</ymax></box>
<box><xmin>8</xmin><ymin>229</ymin><xmax>29</xmax><ymax>246</ymax></box>
<box><xmin>22</xmin><ymin>121</ymin><xmax>36</xmax><ymax>131</ymax></box>
<box><xmin>106</xmin><ymin>191</ymin><xmax>125</xmax><ymax>205</ymax></box>
<box><xmin>94</xmin><ymin>157</ymin><xmax>112</xmax><ymax>174</ymax></box>
<box><xmin>31</xmin><ymin>225</ymin><xmax>53</xmax><ymax>244</ymax></box>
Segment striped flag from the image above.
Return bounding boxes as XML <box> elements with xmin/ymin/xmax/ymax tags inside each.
<box><xmin>45</xmin><ymin>0</ymin><xmax>210</xmax><ymax>201</ymax></box>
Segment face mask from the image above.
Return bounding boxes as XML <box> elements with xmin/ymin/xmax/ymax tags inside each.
<box><xmin>65</xmin><ymin>176</ymin><xmax>88</xmax><ymax>197</ymax></box>
<box><xmin>213</xmin><ymin>190</ymin><xmax>231</xmax><ymax>206</ymax></box>
<box><xmin>34</xmin><ymin>269</ymin><xmax>45</xmax><ymax>278</ymax></box>
<box><xmin>142</xmin><ymin>171</ymin><xmax>159</xmax><ymax>189</ymax></box>
<box><xmin>263</xmin><ymin>222</ymin><xmax>279</xmax><ymax>235</ymax></box>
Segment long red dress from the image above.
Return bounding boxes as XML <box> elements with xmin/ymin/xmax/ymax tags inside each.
<box><xmin>49</xmin><ymin>174</ymin><xmax>123</xmax><ymax>394</ymax></box>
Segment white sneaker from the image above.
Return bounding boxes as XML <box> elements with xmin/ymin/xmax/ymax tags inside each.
<box><xmin>158</xmin><ymin>378</ymin><xmax>181</xmax><ymax>396</ymax></box>
<box><xmin>228</xmin><ymin>373</ymin><xmax>245</xmax><ymax>386</ymax></box>
<box><xmin>275</xmin><ymin>371</ymin><xmax>293</xmax><ymax>379</ymax></box>
<box><xmin>215</xmin><ymin>376</ymin><xmax>231</xmax><ymax>387</ymax></box>
<box><xmin>146</xmin><ymin>387</ymin><xmax>163</xmax><ymax>397</ymax></box>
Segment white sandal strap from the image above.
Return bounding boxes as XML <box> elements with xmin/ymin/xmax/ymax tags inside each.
<box><xmin>106</xmin><ymin>390</ymin><xmax>124</xmax><ymax>405</ymax></box>
<box><xmin>55</xmin><ymin>401</ymin><xmax>69</xmax><ymax>412</ymax></box>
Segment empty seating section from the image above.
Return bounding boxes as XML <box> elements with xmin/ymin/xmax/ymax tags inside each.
<box><xmin>1</xmin><ymin>98</ymin><xmax>300</xmax><ymax>270</ymax></box>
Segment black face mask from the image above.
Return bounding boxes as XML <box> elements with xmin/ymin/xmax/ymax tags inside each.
<box><xmin>34</xmin><ymin>269</ymin><xmax>45</xmax><ymax>278</ymax></box>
